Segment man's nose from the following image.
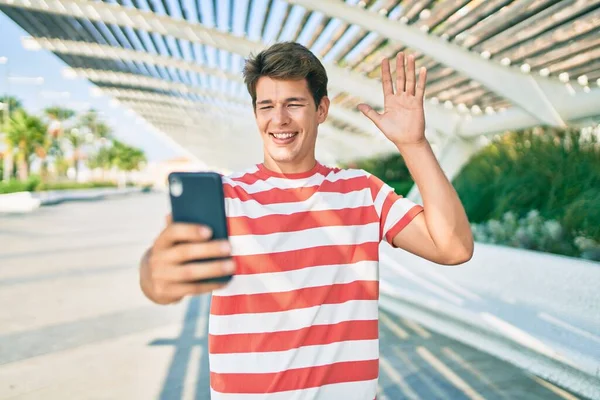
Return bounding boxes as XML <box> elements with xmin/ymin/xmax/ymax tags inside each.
<box><xmin>272</xmin><ymin>106</ymin><xmax>290</xmax><ymax>125</ymax></box>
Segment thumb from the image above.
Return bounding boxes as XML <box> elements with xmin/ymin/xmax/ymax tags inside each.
<box><xmin>357</xmin><ymin>103</ymin><xmax>382</xmax><ymax>126</ymax></box>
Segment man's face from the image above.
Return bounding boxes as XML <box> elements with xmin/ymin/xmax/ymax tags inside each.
<box><xmin>254</xmin><ymin>77</ymin><xmax>329</xmax><ymax>168</ymax></box>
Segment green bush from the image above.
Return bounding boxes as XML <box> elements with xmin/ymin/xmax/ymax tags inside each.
<box><xmin>388</xmin><ymin>181</ymin><xmax>414</xmax><ymax>197</ymax></box>
<box><xmin>0</xmin><ymin>176</ymin><xmax>40</xmax><ymax>194</ymax></box>
<box><xmin>343</xmin><ymin>125</ymin><xmax>600</xmax><ymax>260</ymax></box>
<box><xmin>453</xmin><ymin>127</ymin><xmax>600</xmax><ymax>227</ymax></box>
<box><xmin>35</xmin><ymin>181</ymin><xmax>116</xmax><ymax>191</ymax></box>
<box><xmin>561</xmin><ymin>188</ymin><xmax>600</xmax><ymax>242</ymax></box>
<box><xmin>471</xmin><ymin>210</ymin><xmax>579</xmax><ymax>257</ymax></box>
<box><xmin>343</xmin><ymin>153</ymin><xmax>414</xmax><ymax>196</ymax></box>
<box><xmin>0</xmin><ymin>176</ymin><xmax>116</xmax><ymax>194</ymax></box>
<box><xmin>454</xmin><ymin>126</ymin><xmax>600</xmax><ymax>259</ymax></box>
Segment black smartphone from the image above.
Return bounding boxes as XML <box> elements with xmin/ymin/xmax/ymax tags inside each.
<box><xmin>168</xmin><ymin>171</ymin><xmax>232</xmax><ymax>284</ymax></box>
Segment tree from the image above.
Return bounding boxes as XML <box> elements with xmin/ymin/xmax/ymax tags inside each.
<box><xmin>5</xmin><ymin>110</ymin><xmax>47</xmax><ymax>181</ymax></box>
<box><xmin>78</xmin><ymin>109</ymin><xmax>112</xmax><ymax>141</ymax></box>
<box><xmin>64</xmin><ymin>128</ymin><xmax>85</xmax><ymax>180</ymax></box>
<box><xmin>45</xmin><ymin>107</ymin><xmax>75</xmax><ymax>125</ymax></box>
<box><xmin>0</xmin><ymin>95</ymin><xmax>22</xmax><ymax>126</ymax></box>
<box><xmin>111</xmin><ymin>140</ymin><xmax>146</xmax><ymax>172</ymax></box>
<box><xmin>87</xmin><ymin>145</ymin><xmax>112</xmax><ymax>180</ymax></box>
<box><xmin>43</xmin><ymin>106</ymin><xmax>76</xmax><ymax>181</ymax></box>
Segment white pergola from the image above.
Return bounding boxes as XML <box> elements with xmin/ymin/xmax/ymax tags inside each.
<box><xmin>1</xmin><ymin>0</ymin><xmax>598</xmax><ymax>186</ymax></box>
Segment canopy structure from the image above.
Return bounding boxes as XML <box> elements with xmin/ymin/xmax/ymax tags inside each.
<box><xmin>1</xmin><ymin>0</ymin><xmax>599</xmax><ymax>171</ymax></box>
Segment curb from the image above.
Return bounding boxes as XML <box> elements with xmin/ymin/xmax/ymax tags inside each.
<box><xmin>0</xmin><ymin>187</ymin><xmax>148</xmax><ymax>213</ymax></box>
<box><xmin>378</xmin><ymin>283</ymin><xmax>600</xmax><ymax>400</ymax></box>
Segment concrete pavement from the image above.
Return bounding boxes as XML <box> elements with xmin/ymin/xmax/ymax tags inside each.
<box><xmin>0</xmin><ymin>193</ymin><xmax>587</xmax><ymax>399</ymax></box>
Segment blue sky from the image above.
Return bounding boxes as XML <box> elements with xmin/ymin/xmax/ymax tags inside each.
<box><xmin>0</xmin><ymin>12</ymin><xmax>184</xmax><ymax>162</ymax></box>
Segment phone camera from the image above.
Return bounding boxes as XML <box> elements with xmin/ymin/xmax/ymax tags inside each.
<box><xmin>170</xmin><ymin>176</ymin><xmax>183</xmax><ymax>197</ymax></box>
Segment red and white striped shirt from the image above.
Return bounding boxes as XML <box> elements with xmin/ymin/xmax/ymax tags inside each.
<box><xmin>209</xmin><ymin>162</ymin><xmax>423</xmax><ymax>399</ymax></box>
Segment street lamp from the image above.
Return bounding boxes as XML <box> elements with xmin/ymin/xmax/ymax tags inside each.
<box><xmin>0</xmin><ymin>56</ymin><xmax>10</xmax><ymax>122</ymax></box>
<box><xmin>0</xmin><ymin>56</ymin><xmax>11</xmax><ymax>182</ymax></box>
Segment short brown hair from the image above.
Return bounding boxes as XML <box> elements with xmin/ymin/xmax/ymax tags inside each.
<box><xmin>243</xmin><ymin>42</ymin><xmax>328</xmax><ymax>110</ymax></box>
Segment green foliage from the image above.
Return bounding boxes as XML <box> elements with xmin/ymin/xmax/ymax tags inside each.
<box><xmin>342</xmin><ymin>153</ymin><xmax>414</xmax><ymax>196</ymax></box>
<box><xmin>471</xmin><ymin>210</ymin><xmax>577</xmax><ymax>256</ymax></box>
<box><xmin>78</xmin><ymin>109</ymin><xmax>112</xmax><ymax>139</ymax></box>
<box><xmin>44</xmin><ymin>106</ymin><xmax>75</xmax><ymax>121</ymax></box>
<box><xmin>453</xmin><ymin>127</ymin><xmax>600</xmax><ymax>227</ymax></box>
<box><xmin>0</xmin><ymin>176</ymin><xmax>40</xmax><ymax>194</ymax></box>
<box><xmin>87</xmin><ymin>139</ymin><xmax>146</xmax><ymax>172</ymax></box>
<box><xmin>36</xmin><ymin>181</ymin><xmax>117</xmax><ymax>191</ymax></box>
<box><xmin>561</xmin><ymin>188</ymin><xmax>600</xmax><ymax>242</ymax></box>
<box><xmin>0</xmin><ymin>95</ymin><xmax>23</xmax><ymax>126</ymax></box>
<box><xmin>388</xmin><ymin>181</ymin><xmax>414</xmax><ymax>197</ymax></box>
<box><xmin>109</xmin><ymin>140</ymin><xmax>146</xmax><ymax>171</ymax></box>
<box><xmin>343</xmin><ymin>125</ymin><xmax>600</xmax><ymax>260</ymax></box>
<box><xmin>6</xmin><ymin>110</ymin><xmax>47</xmax><ymax>153</ymax></box>
<box><xmin>1</xmin><ymin>102</ymin><xmax>145</xmax><ymax>189</ymax></box>
<box><xmin>0</xmin><ymin>175</ymin><xmax>116</xmax><ymax>194</ymax></box>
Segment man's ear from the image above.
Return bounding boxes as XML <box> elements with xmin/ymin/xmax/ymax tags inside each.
<box><xmin>317</xmin><ymin>96</ymin><xmax>330</xmax><ymax>124</ymax></box>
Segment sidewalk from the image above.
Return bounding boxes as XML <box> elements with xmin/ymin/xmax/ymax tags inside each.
<box><xmin>0</xmin><ymin>193</ymin><xmax>586</xmax><ymax>399</ymax></box>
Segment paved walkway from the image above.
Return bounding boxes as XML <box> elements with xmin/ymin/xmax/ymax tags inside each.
<box><xmin>0</xmin><ymin>193</ymin><xmax>586</xmax><ymax>399</ymax></box>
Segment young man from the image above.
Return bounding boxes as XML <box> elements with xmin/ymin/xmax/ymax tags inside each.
<box><xmin>140</xmin><ymin>42</ymin><xmax>473</xmax><ymax>399</ymax></box>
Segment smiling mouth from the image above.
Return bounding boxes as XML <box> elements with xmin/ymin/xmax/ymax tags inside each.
<box><xmin>269</xmin><ymin>132</ymin><xmax>299</xmax><ymax>143</ymax></box>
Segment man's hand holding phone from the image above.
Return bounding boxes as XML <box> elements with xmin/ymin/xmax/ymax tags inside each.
<box><xmin>140</xmin><ymin>217</ymin><xmax>235</xmax><ymax>305</ymax></box>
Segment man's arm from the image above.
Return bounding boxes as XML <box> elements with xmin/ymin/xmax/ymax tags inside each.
<box><xmin>358</xmin><ymin>52</ymin><xmax>473</xmax><ymax>265</ymax></box>
<box><xmin>391</xmin><ymin>140</ymin><xmax>473</xmax><ymax>265</ymax></box>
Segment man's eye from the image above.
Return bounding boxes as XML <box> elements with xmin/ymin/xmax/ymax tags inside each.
<box><xmin>288</xmin><ymin>104</ymin><xmax>302</xmax><ymax>107</ymax></box>
<box><xmin>260</xmin><ymin>106</ymin><xmax>273</xmax><ymax>110</ymax></box>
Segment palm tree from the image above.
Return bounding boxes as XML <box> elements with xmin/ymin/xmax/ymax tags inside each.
<box><xmin>87</xmin><ymin>145</ymin><xmax>112</xmax><ymax>180</ymax></box>
<box><xmin>64</xmin><ymin>128</ymin><xmax>84</xmax><ymax>181</ymax></box>
<box><xmin>78</xmin><ymin>109</ymin><xmax>112</xmax><ymax>141</ymax></box>
<box><xmin>44</xmin><ymin>106</ymin><xmax>75</xmax><ymax>181</ymax></box>
<box><xmin>5</xmin><ymin>110</ymin><xmax>47</xmax><ymax>181</ymax></box>
<box><xmin>1</xmin><ymin>95</ymin><xmax>23</xmax><ymax>181</ymax></box>
<box><xmin>0</xmin><ymin>95</ymin><xmax>22</xmax><ymax>126</ymax></box>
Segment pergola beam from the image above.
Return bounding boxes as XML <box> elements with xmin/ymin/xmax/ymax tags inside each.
<box><xmin>286</xmin><ymin>0</ymin><xmax>571</xmax><ymax>127</ymax></box>
<box><xmin>0</xmin><ymin>0</ymin><xmax>456</xmax><ymax>136</ymax></box>
<box><xmin>69</xmin><ymin>68</ymin><xmax>250</xmax><ymax>105</ymax></box>
<box><xmin>459</xmin><ymin>86</ymin><xmax>600</xmax><ymax>137</ymax></box>
<box><xmin>100</xmin><ymin>86</ymin><xmax>390</xmax><ymax>164</ymax></box>
<box><xmin>26</xmin><ymin>37</ymin><xmax>396</xmax><ymax>138</ymax></box>
<box><xmin>23</xmin><ymin>37</ymin><xmax>242</xmax><ymax>82</ymax></box>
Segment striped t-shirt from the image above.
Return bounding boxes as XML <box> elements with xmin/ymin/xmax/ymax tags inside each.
<box><xmin>208</xmin><ymin>161</ymin><xmax>423</xmax><ymax>399</ymax></box>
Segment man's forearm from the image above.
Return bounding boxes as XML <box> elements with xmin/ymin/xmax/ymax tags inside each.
<box><xmin>397</xmin><ymin>140</ymin><xmax>473</xmax><ymax>259</ymax></box>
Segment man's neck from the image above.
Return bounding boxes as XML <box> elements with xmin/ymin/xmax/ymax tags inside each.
<box><xmin>262</xmin><ymin>157</ymin><xmax>317</xmax><ymax>175</ymax></box>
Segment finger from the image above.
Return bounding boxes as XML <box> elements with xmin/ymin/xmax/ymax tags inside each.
<box><xmin>163</xmin><ymin>240</ymin><xmax>232</xmax><ymax>265</ymax></box>
<box><xmin>396</xmin><ymin>52</ymin><xmax>405</xmax><ymax>93</ymax></box>
<box><xmin>405</xmin><ymin>54</ymin><xmax>416</xmax><ymax>96</ymax></box>
<box><xmin>165</xmin><ymin>213</ymin><xmax>172</xmax><ymax>225</ymax></box>
<box><xmin>154</xmin><ymin>223</ymin><xmax>213</xmax><ymax>249</ymax></box>
<box><xmin>357</xmin><ymin>103</ymin><xmax>382</xmax><ymax>128</ymax></box>
<box><xmin>158</xmin><ymin>259</ymin><xmax>236</xmax><ymax>283</ymax></box>
<box><xmin>416</xmin><ymin>66</ymin><xmax>427</xmax><ymax>99</ymax></box>
<box><xmin>381</xmin><ymin>58</ymin><xmax>394</xmax><ymax>97</ymax></box>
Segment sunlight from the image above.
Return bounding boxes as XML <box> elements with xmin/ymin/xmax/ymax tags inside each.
<box><xmin>379</xmin><ymin>355</ymin><xmax>419</xmax><ymax>400</ymax></box>
<box><xmin>442</xmin><ymin>347</ymin><xmax>509</xmax><ymax>400</ymax></box>
<box><xmin>416</xmin><ymin>346</ymin><xmax>485</xmax><ymax>400</ymax></box>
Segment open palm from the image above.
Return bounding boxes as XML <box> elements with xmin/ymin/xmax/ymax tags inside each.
<box><xmin>358</xmin><ymin>53</ymin><xmax>427</xmax><ymax>147</ymax></box>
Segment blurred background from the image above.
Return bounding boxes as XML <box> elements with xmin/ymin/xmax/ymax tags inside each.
<box><xmin>0</xmin><ymin>0</ymin><xmax>599</xmax><ymax>399</ymax></box>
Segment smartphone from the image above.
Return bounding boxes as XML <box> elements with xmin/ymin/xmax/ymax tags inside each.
<box><xmin>168</xmin><ymin>171</ymin><xmax>232</xmax><ymax>284</ymax></box>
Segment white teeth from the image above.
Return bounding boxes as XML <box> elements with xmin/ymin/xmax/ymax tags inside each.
<box><xmin>272</xmin><ymin>132</ymin><xmax>296</xmax><ymax>139</ymax></box>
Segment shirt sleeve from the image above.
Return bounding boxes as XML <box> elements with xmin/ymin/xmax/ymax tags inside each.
<box><xmin>366</xmin><ymin>172</ymin><xmax>424</xmax><ymax>246</ymax></box>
